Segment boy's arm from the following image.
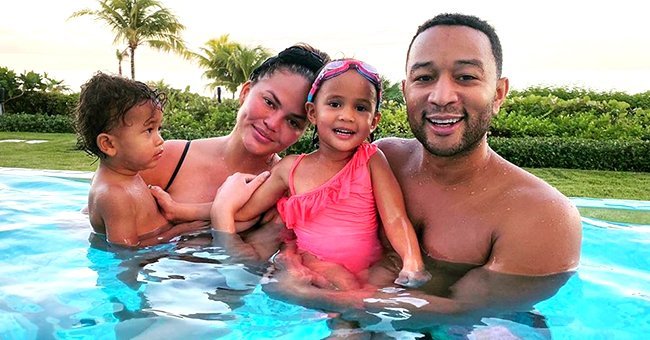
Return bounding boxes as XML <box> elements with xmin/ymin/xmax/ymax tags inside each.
<box><xmin>97</xmin><ymin>189</ymin><xmax>142</xmax><ymax>248</ymax></box>
<box><xmin>368</xmin><ymin>150</ymin><xmax>431</xmax><ymax>287</ymax></box>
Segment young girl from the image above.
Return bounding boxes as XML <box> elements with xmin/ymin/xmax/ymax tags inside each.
<box><xmin>213</xmin><ymin>59</ymin><xmax>431</xmax><ymax>289</ymax></box>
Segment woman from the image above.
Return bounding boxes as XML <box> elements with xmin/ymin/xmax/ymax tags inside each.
<box><xmin>141</xmin><ymin>44</ymin><xmax>329</xmax><ymax>258</ymax></box>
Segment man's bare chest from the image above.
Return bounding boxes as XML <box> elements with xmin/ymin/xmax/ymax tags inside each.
<box><xmin>403</xmin><ymin>182</ymin><xmax>498</xmax><ymax>266</ymax></box>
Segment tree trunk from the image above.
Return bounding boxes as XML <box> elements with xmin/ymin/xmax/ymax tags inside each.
<box><xmin>130</xmin><ymin>46</ymin><xmax>136</xmax><ymax>79</ymax></box>
<box><xmin>118</xmin><ymin>61</ymin><xmax>123</xmax><ymax>76</ymax></box>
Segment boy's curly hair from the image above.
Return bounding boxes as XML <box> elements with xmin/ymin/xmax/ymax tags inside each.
<box><xmin>75</xmin><ymin>72</ymin><xmax>166</xmax><ymax>158</ymax></box>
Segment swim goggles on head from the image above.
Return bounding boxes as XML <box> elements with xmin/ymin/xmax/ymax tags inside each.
<box><xmin>307</xmin><ymin>59</ymin><xmax>383</xmax><ymax>110</ymax></box>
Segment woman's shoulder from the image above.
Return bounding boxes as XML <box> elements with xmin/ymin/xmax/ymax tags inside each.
<box><xmin>186</xmin><ymin>136</ymin><xmax>227</xmax><ymax>151</ymax></box>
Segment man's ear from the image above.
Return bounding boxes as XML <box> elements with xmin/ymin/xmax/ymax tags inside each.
<box><xmin>238</xmin><ymin>81</ymin><xmax>252</xmax><ymax>105</ymax></box>
<box><xmin>492</xmin><ymin>77</ymin><xmax>510</xmax><ymax>115</ymax></box>
<box><xmin>370</xmin><ymin>111</ymin><xmax>382</xmax><ymax>132</ymax></box>
<box><xmin>305</xmin><ymin>102</ymin><xmax>317</xmax><ymax>125</ymax></box>
<box><xmin>97</xmin><ymin>133</ymin><xmax>117</xmax><ymax>157</ymax></box>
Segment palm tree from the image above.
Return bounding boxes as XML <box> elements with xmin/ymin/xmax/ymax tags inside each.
<box><xmin>43</xmin><ymin>73</ymin><xmax>71</xmax><ymax>93</ymax></box>
<box><xmin>381</xmin><ymin>76</ymin><xmax>405</xmax><ymax>104</ymax></box>
<box><xmin>115</xmin><ymin>48</ymin><xmax>129</xmax><ymax>76</ymax></box>
<box><xmin>69</xmin><ymin>0</ymin><xmax>188</xmax><ymax>79</ymax></box>
<box><xmin>193</xmin><ymin>35</ymin><xmax>270</xmax><ymax>97</ymax></box>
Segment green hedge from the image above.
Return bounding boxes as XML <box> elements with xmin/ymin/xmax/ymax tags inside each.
<box><xmin>509</xmin><ymin>86</ymin><xmax>650</xmax><ymax>109</ymax></box>
<box><xmin>489</xmin><ymin>137</ymin><xmax>650</xmax><ymax>172</ymax></box>
<box><xmin>5</xmin><ymin>92</ymin><xmax>79</xmax><ymax>116</ymax></box>
<box><xmin>2</xmin><ymin>85</ymin><xmax>649</xmax><ymax>172</ymax></box>
<box><xmin>495</xmin><ymin>94</ymin><xmax>650</xmax><ymax>140</ymax></box>
<box><xmin>0</xmin><ymin>113</ymin><xmax>74</xmax><ymax>133</ymax></box>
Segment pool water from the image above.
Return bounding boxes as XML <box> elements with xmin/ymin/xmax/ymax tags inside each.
<box><xmin>1</xmin><ymin>168</ymin><xmax>649</xmax><ymax>339</ymax></box>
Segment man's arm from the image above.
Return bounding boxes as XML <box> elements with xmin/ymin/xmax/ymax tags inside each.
<box><xmin>264</xmin><ymin>190</ymin><xmax>582</xmax><ymax>327</ymax></box>
<box><xmin>485</xmin><ymin>186</ymin><xmax>582</xmax><ymax>275</ymax></box>
<box><xmin>264</xmin><ymin>251</ymin><xmax>575</xmax><ymax>328</ymax></box>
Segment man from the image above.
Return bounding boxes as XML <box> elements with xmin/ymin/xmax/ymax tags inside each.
<box><xmin>265</xmin><ymin>13</ymin><xmax>582</xmax><ymax>329</ymax></box>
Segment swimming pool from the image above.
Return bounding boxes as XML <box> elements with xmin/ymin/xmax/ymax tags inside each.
<box><xmin>1</xmin><ymin>168</ymin><xmax>649</xmax><ymax>339</ymax></box>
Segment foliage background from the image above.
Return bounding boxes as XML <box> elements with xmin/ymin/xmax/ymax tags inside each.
<box><xmin>1</xmin><ymin>66</ymin><xmax>649</xmax><ymax>171</ymax></box>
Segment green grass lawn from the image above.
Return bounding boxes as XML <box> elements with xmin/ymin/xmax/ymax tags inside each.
<box><xmin>0</xmin><ymin>132</ymin><xmax>97</xmax><ymax>172</ymax></box>
<box><xmin>1</xmin><ymin>132</ymin><xmax>648</xmax><ymax>224</ymax></box>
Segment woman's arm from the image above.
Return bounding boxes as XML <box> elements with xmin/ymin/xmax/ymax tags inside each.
<box><xmin>211</xmin><ymin>158</ymin><xmax>292</xmax><ymax>233</ymax></box>
<box><xmin>149</xmin><ymin>185</ymin><xmax>212</xmax><ymax>221</ymax></box>
<box><xmin>210</xmin><ymin>170</ymin><xmax>283</xmax><ymax>233</ymax></box>
<box><xmin>368</xmin><ymin>150</ymin><xmax>431</xmax><ymax>287</ymax></box>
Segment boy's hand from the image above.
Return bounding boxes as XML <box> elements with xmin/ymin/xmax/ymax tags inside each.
<box><xmin>394</xmin><ymin>269</ymin><xmax>432</xmax><ymax>288</ymax></box>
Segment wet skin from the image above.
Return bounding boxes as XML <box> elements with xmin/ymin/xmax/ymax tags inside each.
<box><xmin>262</xmin><ymin>25</ymin><xmax>582</xmax><ymax>329</ymax></box>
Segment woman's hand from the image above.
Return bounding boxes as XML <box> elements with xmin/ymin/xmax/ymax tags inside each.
<box><xmin>149</xmin><ymin>185</ymin><xmax>180</xmax><ymax>221</ymax></box>
<box><xmin>211</xmin><ymin>171</ymin><xmax>270</xmax><ymax>232</ymax></box>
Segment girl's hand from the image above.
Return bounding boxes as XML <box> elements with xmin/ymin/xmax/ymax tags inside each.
<box><xmin>394</xmin><ymin>269</ymin><xmax>432</xmax><ymax>288</ymax></box>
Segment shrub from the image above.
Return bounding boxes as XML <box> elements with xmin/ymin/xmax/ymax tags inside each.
<box><xmin>0</xmin><ymin>113</ymin><xmax>74</xmax><ymax>133</ymax></box>
<box><xmin>496</xmin><ymin>93</ymin><xmax>649</xmax><ymax>140</ymax></box>
<box><xmin>5</xmin><ymin>91</ymin><xmax>79</xmax><ymax>116</ymax></box>
<box><xmin>375</xmin><ymin>100</ymin><xmax>412</xmax><ymax>139</ymax></box>
<box><xmin>489</xmin><ymin>137</ymin><xmax>650</xmax><ymax>172</ymax></box>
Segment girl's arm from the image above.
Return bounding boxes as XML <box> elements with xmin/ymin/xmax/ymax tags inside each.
<box><xmin>211</xmin><ymin>158</ymin><xmax>293</xmax><ymax>233</ymax></box>
<box><xmin>368</xmin><ymin>150</ymin><xmax>431</xmax><ymax>287</ymax></box>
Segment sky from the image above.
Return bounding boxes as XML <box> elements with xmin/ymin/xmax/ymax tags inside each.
<box><xmin>2</xmin><ymin>0</ymin><xmax>649</xmax><ymax>97</ymax></box>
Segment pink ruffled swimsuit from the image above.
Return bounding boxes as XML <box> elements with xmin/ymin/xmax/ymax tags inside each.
<box><xmin>277</xmin><ymin>143</ymin><xmax>382</xmax><ymax>274</ymax></box>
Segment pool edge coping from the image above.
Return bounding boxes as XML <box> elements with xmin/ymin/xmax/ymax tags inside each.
<box><xmin>0</xmin><ymin>167</ymin><xmax>94</xmax><ymax>180</ymax></box>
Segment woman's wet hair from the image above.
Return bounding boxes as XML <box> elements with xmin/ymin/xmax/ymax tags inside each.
<box><xmin>75</xmin><ymin>72</ymin><xmax>166</xmax><ymax>159</ymax></box>
<box><xmin>249</xmin><ymin>43</ymin><xmax>330</xmax><ymax>85</ymax></box>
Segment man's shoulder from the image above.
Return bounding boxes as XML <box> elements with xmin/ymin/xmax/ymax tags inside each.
<box><xmin>484</xmin><ymin>157</ymin><xmax>582</xmax><ymax>274</ymax></box>
<box><xmin>374</xmin><ymin>137</ymin><xmax>420</xmax><ymax>160</ymax></box>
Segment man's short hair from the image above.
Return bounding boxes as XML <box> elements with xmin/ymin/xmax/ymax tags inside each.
<box><xmin>407</xmin><ymin>13</ymin><xmax>503</xmax><ymax>78</ymax></box>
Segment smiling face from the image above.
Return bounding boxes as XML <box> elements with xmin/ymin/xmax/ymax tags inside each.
<box><xmin>236</xmin><ymin>70</ymin><xmax>311</xmax><ymax>156</ymax></box>
<box><xmin>108</xmin><ymin>100</ymin><xmax>165</xmax><ymax>172</ymax></box>
<box><xmin>306</xmin><ymin>70</ymin><xmax>380</xmax><ymax>154</ymax></box>
<box><xmin>403</xmin><ymin>25</ymin><xmax>508</xmax><ymax>157</ymax></box>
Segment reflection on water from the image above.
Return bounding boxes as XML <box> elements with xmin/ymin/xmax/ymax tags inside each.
<box><xmin>0</xmin><ymin>168</ymin><xmax>649</xmax><ymax>338</ymax></box>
